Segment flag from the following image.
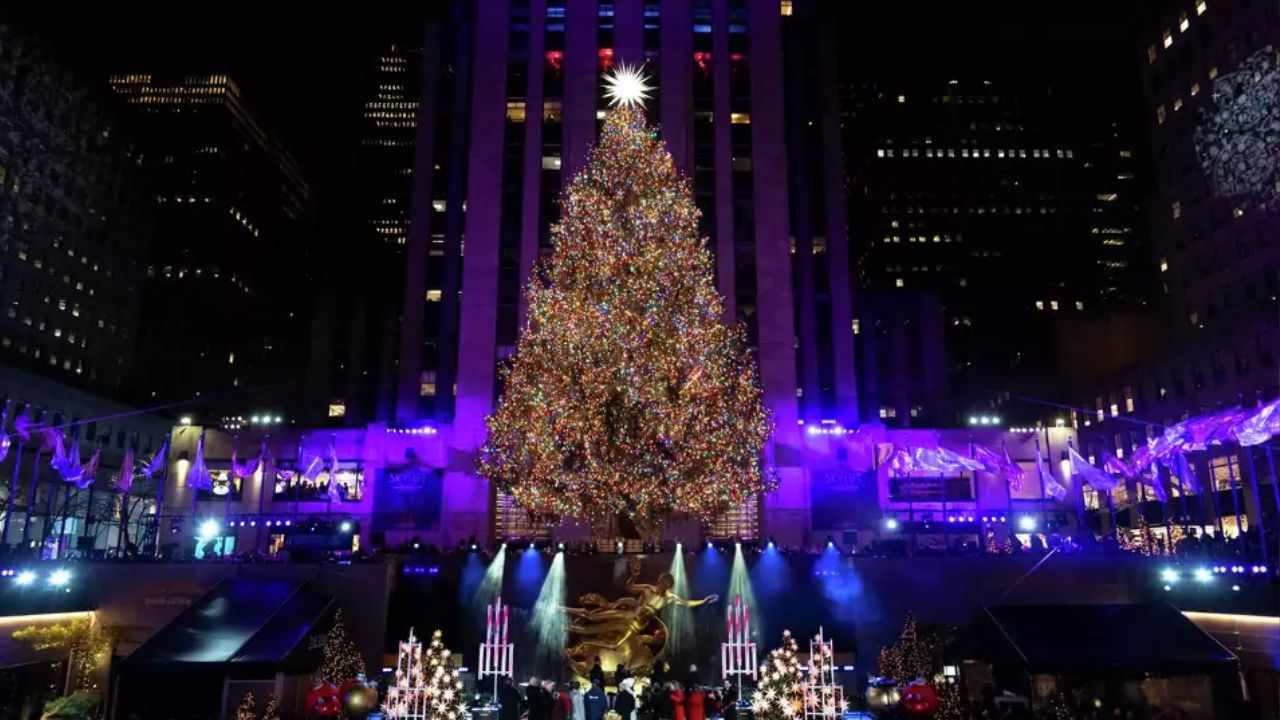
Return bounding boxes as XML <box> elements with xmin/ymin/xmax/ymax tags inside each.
<box><xmin>913</xmin><ymin>445</ymin><xmax>984</xmax><ymax>474</ymax></box>
<box><xmin>1231</xmin><ymin>396</ymin><xmax>1280</xmax><ymax>446</ymax></box>
<box><xmin>1034</xmin><ymin>444</ymin><xmax>1068</xmax><ymax>500</ymax></box>
<box><xmin>75</xmin><ymin>450</ymin><xmax>100</xmax><ymax>489</ymax></box>
<box><xmin>13</xmin><ymin>411</ymin><xmax>34</xmax><ymax>443</ymax></box>
<box><xmin>1145</xmin><ymin>468</ymin><xmax>1168</xmax><ymax>503</ymax></box>
<box><xmin>187</xmin><ymin>434</ymin><xmax>212</xmax><ymax>490</ymax></box>
<box><xmin>888</xmin><ymin>448</ymin><xmax>915</xmax><ymax>477</ymax></box>
<box><xmin>297</xmin><ymin>453</ymin><xmax>324</xmax><ymax>483</ymax></box>
<box><xmin>972</xmin><ymin>444</ymin><xmax>1025</xmax><ymax>491</ymax></box>
<box><xmin>50</xmin><ymin>436</ymin><xmax>75</xmax><ymax>477</ymax></box>
<box><xmin>141</xmin><ymin>442</ymin><xmax>167</xmax><ymax>478</ymax></box>
<box><xmin>1176</xmin><ymin>454</ymin><xmax>1201</xmax><ymax>494</ymax></box>
<box><xmin>230</xmin><ymin>451</ymin><xmax>260</xmax><ymax>479</ymax></box>
<box><xmin>1102</xmin><ymin>452</ymin><xmax>1135</xmax><ymax>479</ymax></box>
<box><xmin>875</xmin><ymin>442</ymin><xmax>895</xmax><ymax>467</ymax></box>
<box><xmin>116</xmin><ymin>445</ymin><xmax>136</xmax><ymax>493</ymax></box>
<box><xmin>1002</xmin><ymin>444</ymin><xmax>1026</xmax><ymax>491</ymax></box>
<box><xmin>326</xmin><ymin>437</ymin><xmax>342</xmax><ymax>502</ymax></box>
<box><xmin>1069</xmin><ymin>447</ymin><xmax>1119</xmax><ymax>491</ymax></box>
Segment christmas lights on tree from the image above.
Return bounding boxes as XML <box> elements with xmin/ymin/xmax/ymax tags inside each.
<box><xmin>478</xmin><ymin>72</ymin><xmax>774</xmax><ymax>525</ymax></box>
<box><xmin>752</xmin><ymin>630</ymin><xmax>805</xmax><ymax>720</ymax></box>
<box><xmin>317</xmin><ymin>610</ymin><xmax>365</xmax><ymax>686</ymax></box>
<box><xmin>384</xmin><ymin>629</ymin><xmax>467</xmax><ymax>720</ymax></box>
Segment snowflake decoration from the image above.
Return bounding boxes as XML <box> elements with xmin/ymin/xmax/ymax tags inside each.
<box><xmin>1194</xmin><ymin>49</ymin><xmax>1280</xmax><ymax>206</ymax></box>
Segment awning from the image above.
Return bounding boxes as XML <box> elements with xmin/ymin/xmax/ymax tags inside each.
<box><xmin>121</xmin><ymin>578</ymin><xmax>333</xmax><ymax>673</ymax></box>
<box><xmin>981</xmin><ymin>604</ymin><xmax>1238</xmax><ymax>676</ymax></box>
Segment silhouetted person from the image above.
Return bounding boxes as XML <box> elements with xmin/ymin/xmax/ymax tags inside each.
<box><xmin>585</xmin><ymin>680</ymin><xmax>607</xmax><ymax>720</ymax></box>
<box><xmin>615</xmin><ymin>679</ymin><xmax>637</xmax><ymax>720</ymax></box>
<box><xmin>499</xmin><ymin>677</ymin><xmax>522</xmax><ymax>720</ymax></box>
<box><xmin>590</xmin><ymin>658</ymin><xmax>606</xmax><ymax>688</ymax></box>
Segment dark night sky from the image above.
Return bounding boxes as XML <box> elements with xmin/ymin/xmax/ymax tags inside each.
<box><xmin>6</xmin><ymin>0</ymin><xmax>1149</xmax><ymax>222</ymax></box>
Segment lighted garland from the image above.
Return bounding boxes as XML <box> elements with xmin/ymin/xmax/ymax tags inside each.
<box><xmin>1193</xmin><ymin>49</ymin><xmax>1279</xmax><ymax>206</ymax></box>
<box><xmin>478</xmin><ymin>105</ymin><xmax>775</xmax><ymax>524</ymax></box>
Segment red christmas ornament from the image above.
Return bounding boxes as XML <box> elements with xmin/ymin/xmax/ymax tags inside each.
<box><xmin>306</xmin><ymin>682</ymin><xmax>341</xmax><ymax>718</ymax></box>
<box><xmin>901</xmin><ymin>682</ymin><xmax>939</xmax><ymax>715</ymax></box>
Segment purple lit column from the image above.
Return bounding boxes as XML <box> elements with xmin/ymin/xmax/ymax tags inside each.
<box><xmin>517</xmin><ymin>0</ymin><xmax>548</xmax><ymax>330</ymax></box>
<box><xmin>614</xmin><ymin>0</ymin><xmax>644</xmax><ymax>65</ymax></box>
<box><xmin>712</xmin><ymin>0</ymin><xmax>735</xmax><ymax>322</ymax></box>
<box><xmin>816</xmin><ymin>22</ymin><xmax>858</xmax><ymax>423</ymax></box>
<box><xmin>563</xmin><ymin>0</ymin><xmax>598</xmax><ymax>180</ymax></box>
<box><xmin>395</xmin><ymin>20</ymin><xmax>444</xmax><ymax>423</ymax></box>
<box><xmin>450</xmin><ymin>0</ymin><xmax>511</xmax><ymax>542</ymax></box>
<box><xmin>749</xmin><ymin>0</ymin><xmax>804</xmax><ymax>544</ymax></box>
<box><xmin>660</xmin><ymin>0</ymin><xmax>692</xmax><ymax>173</ymax></box>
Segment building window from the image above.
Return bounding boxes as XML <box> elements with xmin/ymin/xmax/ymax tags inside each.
<box><xmin>1075</xmin><ymin>301</ymin><xmax>1084</xmax><ymax>310</ymax></box>
<box><xmin>1162</xmin><ymin>29</ymin><xmax>1172</xmax><ymax>48</ymax></box>
<box><xmin>897</xmin><ymin>95</ymin><xmax>906</xmax><ymax>103</ymax></box>
<box><xmin>1124</xmin><ymin>387</ymin><xmax>1135</xmax><ymax>413</ymax></box>
<box><xmin>505</xmin><ymin>100</ymin><xmax>526</xmax><ymax>122</ymax></box>
<box><xmin>1195</xmin><ymin>0</ymin><xmax>1207</xmax><ymax>15</ymax></box>
<box><xmin>1173</xmin><ymin>97</ymin><xmax>1183</xmax><ymax>112</ymax></box>
<box><xmin>730</xmin><ymin>113</ymin><xmax>751</xmax><ymax>124</ymax></box>
<box><xmin>1050</xmin><ymin>300</ymin><xmax>1059</xmax><ymax>311</ymax></box>
<box><xmin>1178</xmin><ymin>13</ymin><xmax>1189</xmax><ymax>32</ymax></box>
<box><xmin>1156</xmin><ymin>105</ymin><xmax>1166</xmax><ymax>124</ymax></box>
<box><xmin>1147</xmin><ymin>45</ymin><xmax>1157</xmax><ymax>63</ymax></box>
<box><xmin>1171</xmin><ymin>201</ymin><xmax>1181</xmax><ymax>219</ymax></box>
<box><xmin>425</xmin><ymin>290</ymin><xmax>442</xmax><ymax>302</ymax></box>
<box><xmin>328</xmin><ymin>401</ymin><xmax>347</xmax><ymax>418</ymax></box>
<box><xmin>1190</xmin><ymin>82</ymin><xmax>1200</xmax><ymax>96</ymax></box>
<box><xmin>541</xmin><ymin>155</ymin><xmax>562</xmax><ymax>170</ymax></box>
<box><xmin>879</xmin><ymin>406</ymin><xmax>897</xmax><ymax>419</ymax></box>
<box><xmin>895</xmin><ymin>277</ymin><xmax>904</xmax><ymax>288</ymax></box>
<box><xmin>779</xmin><ymin>0</ymin><xmax>793</xmax><ymax>15</ymax></box>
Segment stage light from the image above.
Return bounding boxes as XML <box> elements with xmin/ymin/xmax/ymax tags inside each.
<box><xmin>1193</xmin><ymin>568</ymin><xmax>1212</xmax><ymax>583</ymax></box>
<box><xmin>179</xmin><ymin>416</ymin><xmax>193</xmax><ymax>426</ymax></box>
<box><xmin>340</xmin><ymin>521</ymin><xmax>353</xmax><ymax>533</ymax></box>
<box><xmin>557</xmin><ymin>542</ymin><xmax>565</xmax><ymax>550</ymax></box>
<box><xmin>766</xmin><ymin>540</ymin><xmax>775</xmax><ymax>549</ymax></box>
<box><xmin>198</xmin><ymin>520</ymin><xmax>220</xmax><ymax>540</ymax></box>
<box><xmin>470</xmin><ymin>543</ymin><xmax>478</xmax><ymax>551</ymax></box>
<box><xmin>1017</xmin><ymin>516</ymin><xmax>1037</xmax><ymax>532</ymax></box>
<box><xmin>1160</xmin><ymin>568</ymin><xmax>1180</xmax><ymax>583</ymax></box>
<box><xmin>49</xmin><ymin>569</ymin><xmax>71</xmax><ymax>587</ymax></box>
<box><xmin>15</xmin><ymin>570</ymin><xmax>36</xmax><ymax>586</ymax></box>
<box><xmin>1163</xmin><ymin>584</ymin><xmax>1172</xmax><ymax>592</ymax></box>
<box><xmin>707</xmin><ymin>541</ymin><xmax>714</xmax><ymax>549</ymax></box>
<box><xmin>884</xmin><ymin>517</ymin><xmax>899</xmax><ymax>531</ymax></box>
<box><xmin>1232</xmin><ymin>585</ymin><xmax>1240</xmax><ymax>592</ymax></box>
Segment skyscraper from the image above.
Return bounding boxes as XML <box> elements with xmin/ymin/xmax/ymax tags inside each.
<box><xmin>0</xmin><ymin>25</ymin><xmax>153</xmax><ymax>396</ymax></box>
<box><xmin>1073</xmin><ymin>0</ymin><xmax>1278</xmax><ymax>535</ymax></box>
<box><xmin>840</xmin><ymin>76</ymin><xmax>1150</xmax><ymax>427</ymax></box>
<box><xmin>108</xmin><ymin>73</ymin><xmax>311</xmax><ymax>411</ymax></box>
<box><xmin>393</xmin><ymin>0</ymin><xmax>856</xmax><ymax>543</ymax></box>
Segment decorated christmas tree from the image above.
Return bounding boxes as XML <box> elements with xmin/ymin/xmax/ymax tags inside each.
<box><xmin>478</xmin><ymin>65</ymin><xmax>774</xmax><ymax>526</ymax></box>
<box><xmin>877</xmin><ymin>614</ymin><xmax>963</xmax><ymax>720</ymax></box>
<box><xmin>317</xmin><ymin>610</ymin><xmax>365</xmax><ymax>686</ymax></box>
<box><xmin>752</xmin><ymin>630</ymin><xmax>805</xmax><ymax>720</ymax></box>
<box><xmin>384</xmin><ymin>629</ymin><xmax>467</xmax><ymax>720</ymax></box>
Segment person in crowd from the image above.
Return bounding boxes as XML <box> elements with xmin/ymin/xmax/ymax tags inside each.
<box><xmin>652</xmin><ymin>662</ymin><xmax>669</xmax><ymax>689</ymax></box>
<box><xmin>585</xmin><ymin>679</ymin><xmax>608</xmax><ymax>720</ymax></box>
<box><xmin>615</xmin><ymin>678</ymin><xmax>637</xmax><ymax>720</ymax></box>
<box><xmin>551</xmin><ymin>682</ymin><xmax>572</xmax><ymax>720</ymax></box>
<box><xmin>685</xmin><ymin>665</ymin><xmax>699</xmax><ymax>690</ymax></box>
<box><xmin>570</xmin><ymin>681</ymin><xmax>585</xmax><ymax>720</ymax></box>
<box><xmin>686</xmin><ymin>683</ymin><xmax>705</xmax><ymax>720</ymax></box>
<box><xmin>669</xmin><ymin>682</ymin><xmax>686</xmax><ymax>720</ymax></box>
<box><xmin>527</xmin><ymin>676</ymin><xmax>550</xmax><ymax>720</ymax></box>
<box><xmin>499</xmin><ymin>677</ymin><xmax>523</xmax><ymax>720</ymax></box>
<box><xmin>590</xmin><ymin>658</ymin><xmax>606</xmax><ymax>689</ymax></box>
<box><xmin>615</xmin><ymin>663</ymin><xmax>632</xmax><ymax>687</ymax></box>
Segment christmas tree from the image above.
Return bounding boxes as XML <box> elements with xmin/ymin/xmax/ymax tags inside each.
<box><xmin>384</xmin><ymin>629</ymin><xmax>467</xmax><ymax>720</ymax></box>
<box><xmin>752</xmin><ymin>630</ymin><xmax>805</xmax><ymax>720</ymax></box>
<box><xmin>318</xmin><ymin>610</ymin><xmax>365</xmax><ymax>685</ymax></box>
<box><xmin>478</xmin><ymin>65</ymin><xmax>775</xmax><ymax>525</ymax></box>
<box><xmin>875</xmin><ymin>613</ymin><xmax>938</xmax><ymax>685</ymax></box>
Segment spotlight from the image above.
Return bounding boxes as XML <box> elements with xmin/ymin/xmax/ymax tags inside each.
<box><xmin>884</xmin><ymin>518</ymin><xmax>899</xmax><ymax>531</ymax></box>
<box><xmin>340</xmin><ymin>521</ymin><xmax>353</xmax><ymax>533</ymax></box>
<box><xmin>198</xmin><ymin>520</ymin><xmax>220</xmax><ymax>540</ymax></box>
<box><xmin>179</xmin><ymin>416</ymin><xmax>193</xmax><ymax>426</ymax></box>
<box><xmin>767</xmin><ymin>540</ymin><xmax>775</xmax><ymax>549</ymax></box>
<box><xmin>707</xmin><ymin>541</ymin><xmax>714</xmax><ymax>549</ymax></box>
<box><xmin>1193</xmin><ymin>568</ymin><xmax>1212</xmax><ymax>583</ymax></box>
<box><xmin>49</xmin><ymin>569</ymin><xmax>71</xmax><ymax>587</ymax></box>
<box><xmin>470</xmin><ymin>543</ymin><xmax>478</xmax><ymax>551</ymax></box>
<box><xmin>1160</xmin><ymin>568</ymin><xmax>1180</xmax><ymax>584</ymax></box>
<box><xmin>1232</xmin><ymin>585</ymin><xmax>1240</xmax><ymax>592</ymax></box>
<box><xmin>15</xmin><ymin>570</ymin><xmax>36</xmax><ymax>586</ymax></box>
<box><xmin>1162</xmin><ymin>584</ymin><xmax>1172</xmax><ymax>592</ymax></box>
<box><xmin>557</xmin><ymin>542</ymin><xmax>565</xmax><ymax>551</ymax></box>
<box><xmin>1017</xmin><ymin>516</ymin><xmax>1037</xmax><ymax>532</ymax></box>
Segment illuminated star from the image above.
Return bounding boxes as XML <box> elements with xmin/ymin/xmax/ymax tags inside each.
<box><xmin>604</xmin><ymin>62</ymin><xmax>653</xmax><ymax>109</ymax></box>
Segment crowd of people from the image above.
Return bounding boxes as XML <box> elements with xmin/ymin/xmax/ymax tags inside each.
<box><xmin>497</xmin><ymin>660</ymin><xmax>740</xmax><ymax>720</ymax></box>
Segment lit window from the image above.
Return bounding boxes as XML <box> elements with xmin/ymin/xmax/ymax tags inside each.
<box><xmin>876</xmin><ymin>149</ymin><xmax>884</xmax><ymax>158</ymax></box>
<box><xmin>1190</xmin><ymin>82</ymin><xmax>1200</xmax><ymax>96</ymax></box>
<box><xmin>897</xmin><ymin>95</ymin><xmax>906</xmax><ymax>103</ymax></box>
<box><xmin>779</xmin><ymin>0</ymin><xmax>793</xmax><ymax>15</ymax></box>
<box><xmin>1195</xmin><ymin>0</ymin><xmax>1206</xmax><ymax>15</ymax></box>
<box><xmin>895</xmin><ymin>278</ymin><xmax>904</xmax><ymax>288</ymax></box>
<box><xmin>1147</xmin><ymin>46</ymin><xmax>1157</xmax><ymax>63</ymax></box>
<box><xmin>851</xmin><ymin>319</ymin><xmax>860</xmax><ymax>335</ymax></box>
<box><xmin>1232</xmin><ymin>207</ymin><xmax>1243</xmax><ymax>218</ymax></box>
<box><xmin>1050</xmin><ymin>300</ymin><xmax>1059</xmax><ymax>311</ymax></box>
<box><xmin>1124</xmin><ymin>387</ymin><xmax>1135</xmax><ymax>413</ymax></box>
<box><xmin>1075</xmin><ymin>301</ymin><xmax>1084</xmax><ymax>310</ymax></box>
<box><xmin>228</xmin><ymin>352</ymin><xmax>235</xmax><ymax>364</ymax></box>
<box><xmin>1178</xmin><ymin>13</ymin><xmax>1189</xmax><ymax>32</ymax></box>
<box><xmin>1159</xmin><ymin>258</ymin><xmax>1168</xmax><ymax>272</ymax></box>
<box><xmin>328</xmin><ymin>402</ymin><xmax>347</xmax><ymax>418</ymax></box>
<box><xmin>542</xmin><ymin>155</ymin><xmax>562</xmax><ymax>170</ymax></box>
<box><xmin>1035</xmin><ymin>301</ymin><xmax>1045</xmax><ymax>310</ymax></box>
<box><xmin>1096</xmin><ymin>193</ymin><xmax>1117</xmax><ymax>202</ymax></box>
<box><xmin>1208</xmin><ymin>66</ymin><xmax>1217</xmax><ymax>79</ymax></box>
<box><xmin>879</xmin><ymin>406</ymin><xmax>897</xmax><ymax>419</ymax></box>
<box><xmin>425</xmin><ymin>290</ymin><xmax>442</xmax><ymax>302</ymax></box>
<box><xmin>730</xmin><ymin>113</ymin><xmax>751</xmax><ymax>124</ymax></box>
<box><xmin>1171</xmin><ymin>201</ymin><xmax>1181</xmax><ymax>219</ymax></box>
<box><xmin>543</xmin><ymin>99</ymin><xmax>563</xmax><ymax>121</ymax></box>
<box><xmin>1162</xmin><ymin>29</ymin><xmax>1172</xmax><ymax>48</ymax></box>
<box><xmin>1173</xmin><ymin>97</ymin><xmax>1183</xmax><ymax>111</ymax></box>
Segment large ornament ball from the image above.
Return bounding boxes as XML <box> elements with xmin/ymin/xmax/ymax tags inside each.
<box><xmin>342</xmin><ymin>678</ymin><xmax>379</xmax><ymax>720</ymax></box>
<box><xmin>900</xmin><ymin>682</ymin><xmax>939</xmax><ymax>715</ymax></box>
<box><xmin>865</xmin><ymin>682</ymin><xmax>900</xmax><ymax>710</ymax></box>
<box><xmin>306</xmin><ymin>683</ymin><xmax>342</xmax><ymax>718</ymax></box>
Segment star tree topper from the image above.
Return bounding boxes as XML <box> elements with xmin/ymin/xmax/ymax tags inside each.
<box><xmin>604</xmin><ymin>62</ymin><xmax>653</xmax><ymax>109</ymax></box>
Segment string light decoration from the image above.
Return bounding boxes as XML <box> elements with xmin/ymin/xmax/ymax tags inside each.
<box><xmin>751</xmin><ymin>630</ymin><xmax>806</xmax><ymax>720</ymax></box>
<box><xmin>876</xmin><ymin>614</ymin><xmax>963</xmax><ymax>720</ymax></box>
<box><xmin>803</xmin><ymin>628</ymin><xmax>847</xmax><ymax>720</ymax></box>
<box><xmin>317</xmin><ymin>610</ymin><xmax>366</xmax><ymax>686</ymax></box>
<box><xmin>384</xmin><ymin>629</ymin><xmax>466</xmax><ymax>720</ymax></box>
<box><xmin>1193</xmin><ymin>49</ymin><xmax>1279</xmax><ymax>206</ymax></box>
<box><xmin>478</xmin><ymin>101</ymin><xmax>775</xmax><ymax>525</ymax></box>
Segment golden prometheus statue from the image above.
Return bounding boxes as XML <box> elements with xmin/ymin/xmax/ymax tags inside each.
<box><xmin>565</xmin><ymin>561</ymin><xmax>718</xmax><ymax>681</ymax></box>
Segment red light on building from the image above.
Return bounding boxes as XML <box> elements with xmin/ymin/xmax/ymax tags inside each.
<box><xmin>546</xmin><ymin>50</ymin><xmax>564</xmax><ymax>73</ymax></box>
<box><xmin>693</xmin><ymin>51</ymin><xmax>712</xmax><ymax>76</ymax></box>
<box><xmin>598</xmin><ymin>47</ymin><xmax>614</xmax><ymax>71</ymax></box>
